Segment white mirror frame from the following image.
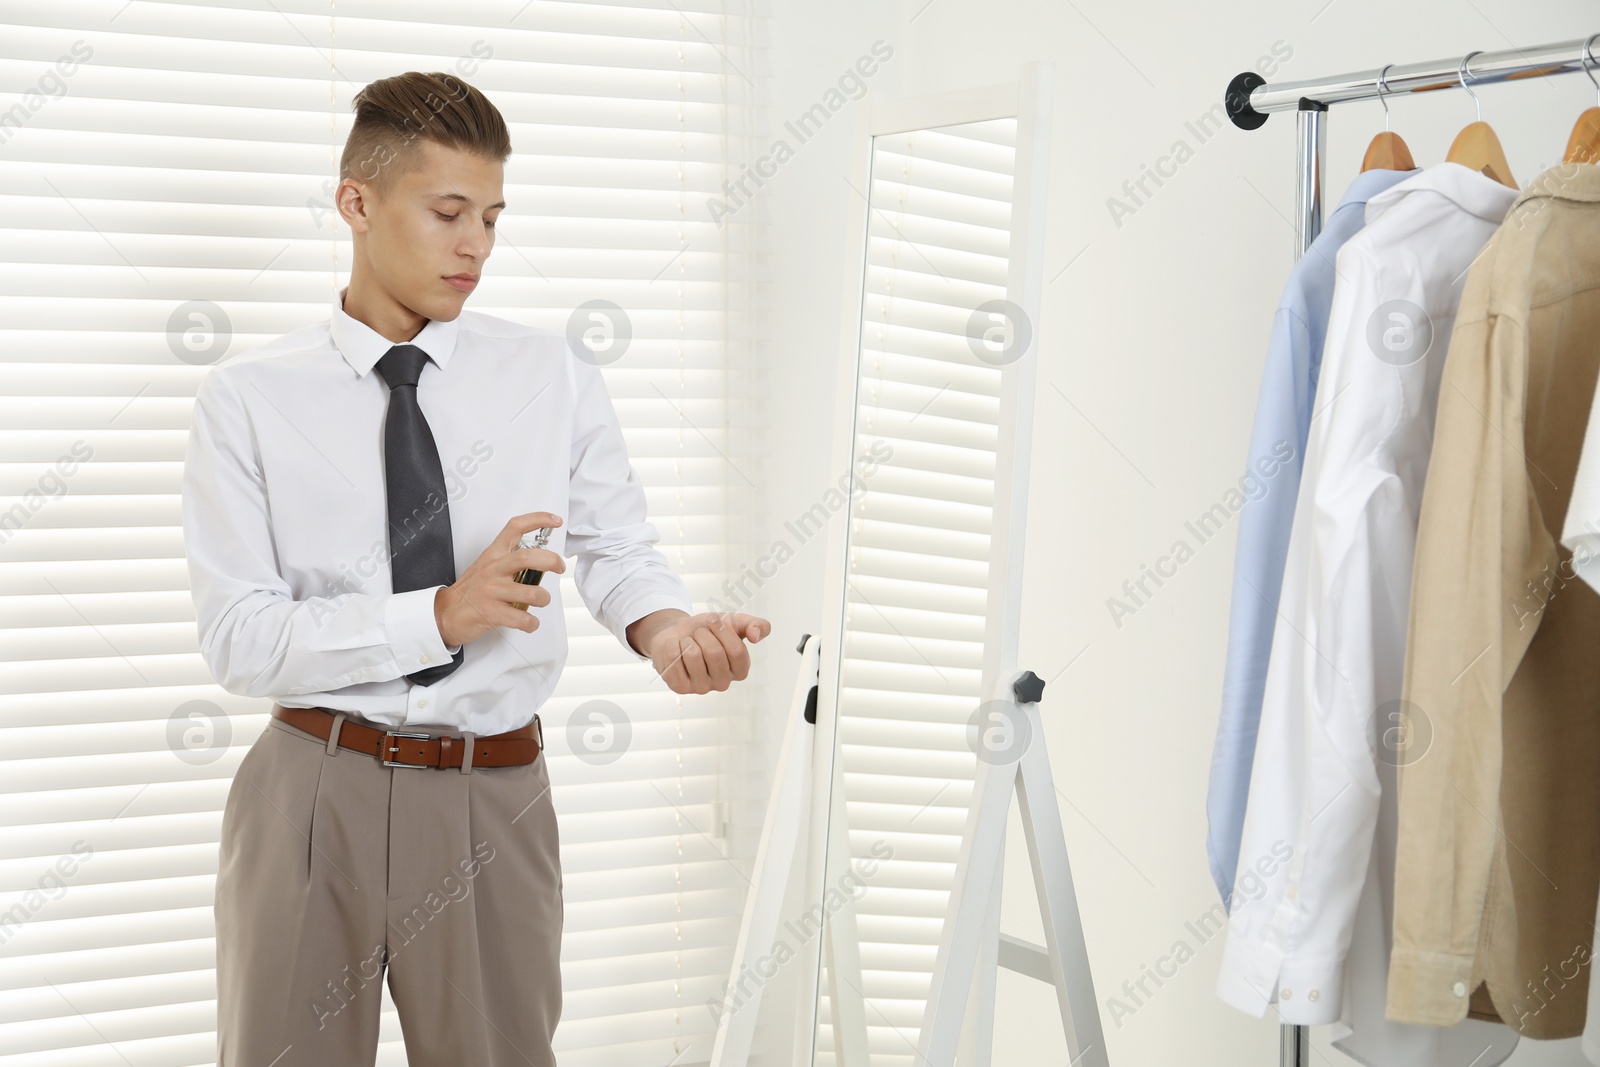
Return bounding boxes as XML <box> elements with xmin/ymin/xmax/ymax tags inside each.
<box><xmin>800</xmin><ymin>60</ymin><xmax>1092</xmax><ymax>1067</ymax></box>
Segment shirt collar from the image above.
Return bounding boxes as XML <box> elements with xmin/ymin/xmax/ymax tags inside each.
<box><xmin>1336</xmin><ymin>166</ymin><xmax>1419</xmax><ymax>211</ymax></box>
<box><xmin>330</xmin><ymin>286</ymin><xmax>461</xmax><ymax>378</ymax></box>
<box><xmin>1364</xmin><ymin>160</ymin><xmax>1521</xmax><ymax>227</ymax></box>
<box><xmin>1516</xmin><ymin>160</ymin><xmax>1600</xmax><ymax>204</ymax></box>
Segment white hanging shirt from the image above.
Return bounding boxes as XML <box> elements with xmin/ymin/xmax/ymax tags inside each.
<box><xmin>1215</xmin><ymin>163</ymin><xmax>1520</xmax><ymax>1066</ymax></box>
<box><xmin>1563</xmin><ymin>355</ymin><xmax>1600</xmax><ymax>592</ymax></box>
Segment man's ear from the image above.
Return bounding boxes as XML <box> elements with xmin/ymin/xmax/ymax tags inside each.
<box><xmin>338</xmin><ymin>179</ymin><xmax>372</xmax><ymax>234</ymax></box>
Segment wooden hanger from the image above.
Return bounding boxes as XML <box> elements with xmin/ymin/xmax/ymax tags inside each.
<box><xmin>1564</xmin><ymin>34</ymin><xmax>1600</xmax><ymax>164</ymax></box>
<box><xmin>1446</xmin><ymin>52</ymin><xmax>1517</xmax><ymax>187</ymax></box>
<box><xmin>1364</xmin><ymin>132</ymin><xmax>1416</xmax><ymax>171</ymax></box>
<box><xmin>1449</xmin><ymin>122</ymin><xmax>1517</xmax><ymax>186</ymax></box>
<box><xmin>1363</xmin><ymin>64</ymin><xmax>1416</xmax><ymax>172</ymax></box>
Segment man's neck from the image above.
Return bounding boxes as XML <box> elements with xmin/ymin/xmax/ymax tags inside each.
<box><xmin>340</xmin><ymin>280</ymin><xmax>427</xmax><ymax>344</ymax></box>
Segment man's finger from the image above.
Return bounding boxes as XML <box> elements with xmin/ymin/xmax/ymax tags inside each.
<box><xmin>663</xmin><ymin>650</ymin><xmax>690</xmax><ymax>694</ymax></box>
<box><xmin>650</xmin><ymin>629</ymin><xmax>694</xmax><ymax>693</ymax></box>
<box><xmin>678</xmin><ymin>635</ymin><xmax>710</xmax><ymax>694</ymax></box>
<box><xmin>730</xmin><ymin>612</ymin><xmax>768</xmax><ymax>642</ymax></box>
<box><xmin>502</xmin><ymin>512</ymin><xmax>563</xmax><ymax>551</ymax></box>
<box><xmin>504</xmin><ymin>545</ymin><xmax>565</xmax><ymax>578</ymax></box>
<box><xmin>708</xmin><ymin>613</ymin><xmax>751</xmax><ymax>681</ymax></box>
<box><xmin>693</xmin><ymin>622</ymin><xmax>735</xmax><ymax>689</ymax></box>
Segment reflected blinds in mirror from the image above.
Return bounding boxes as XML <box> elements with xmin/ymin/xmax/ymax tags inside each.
<box><xmin>819</xmin><ymin>116</ymin><xmax>1017</xmax><ymax>1065</ymax></box>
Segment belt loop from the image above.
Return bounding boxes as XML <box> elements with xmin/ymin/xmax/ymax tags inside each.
<box><xmin>459</xmin><ymin>731</ymin><xmax>476</xmax><ymax>774</ymax></box>
<box><xmin>325</xmin><ymin>711</ymin><xmax>346</xmax><ymax>756</ymax></box>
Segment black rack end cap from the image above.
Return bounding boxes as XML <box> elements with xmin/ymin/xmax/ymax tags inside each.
<box><xmin>1226</xmin><ymin>70</ymin><xmax>1268</xmax><ymax>130</ymax></box>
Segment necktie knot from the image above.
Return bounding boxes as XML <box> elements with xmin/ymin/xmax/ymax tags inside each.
<box><xmin>376</xmin><ymin>344</ymin><xmax>430</xmax><ymax>390</ymax></box>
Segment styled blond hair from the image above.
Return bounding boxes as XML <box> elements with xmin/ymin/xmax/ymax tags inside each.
<box><xmin>341</xmin><ymin>71</ymin><xmax>510</xmax><ymax>195</ymax></box>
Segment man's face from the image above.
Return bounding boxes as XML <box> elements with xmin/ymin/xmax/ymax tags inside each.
<box><xmin>347</xmin><ymin>138</ymin><xmax>505</xmax><ymax>322</ymax></box>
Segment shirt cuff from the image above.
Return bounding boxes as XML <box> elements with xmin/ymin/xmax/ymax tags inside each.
<box><xmin>1385</xmin><ymin>948</ymin><xmax>1475</xmax><ymax>1026</ymax></box>
<box><xmin>1274</xmin><ymin>957</ymin><xmax>1342</xmax><ymax>1024</ymax></box>
<box><xmin>615</xmin><ymin>593</ymin><xmax>695</xmax><ymax>661</ymax></box>
<box><xmin>384</xmin><ymin>585</ymin><xmax>456</xmax><ymax>672</ymax></box>
<box><xmin>1216</xmin><ymin>933</ymin><xmax>1342</xmax><ymax>1024</ymax></box>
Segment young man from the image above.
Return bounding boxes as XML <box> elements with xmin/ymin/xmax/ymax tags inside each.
<box><xmin>182</xmin><ymin>71</ymin><xmax>768</xmax><ymax>1066</ymax></box>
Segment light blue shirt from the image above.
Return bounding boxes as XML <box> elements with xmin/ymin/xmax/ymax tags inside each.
<box><xmin>1205</xmin><ymin>167</ymin><xmax>1417</xmax><ymax>905</ymax></box>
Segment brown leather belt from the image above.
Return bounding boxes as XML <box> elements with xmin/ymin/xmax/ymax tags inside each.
<box><xmin>270</xmin><ymin>704</ymin><xmax>542</xmax><ymax>769</ymax></box>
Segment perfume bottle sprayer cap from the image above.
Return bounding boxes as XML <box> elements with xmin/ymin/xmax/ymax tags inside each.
<box><xmin>519</xmin><ymin>527</ymin><xmax>552</xmax><ymax>551</ymax></box>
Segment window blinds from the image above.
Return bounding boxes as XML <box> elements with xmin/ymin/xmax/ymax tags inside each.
<box><xmin>0</xmin><ymin>2</ymin><xmax>755</xmax><ymax>1064</ymax></box>
<box><xmin>816</xmin><ymin>117</ymin><xmax>1018</xmax><ymax>1066</ymax></box>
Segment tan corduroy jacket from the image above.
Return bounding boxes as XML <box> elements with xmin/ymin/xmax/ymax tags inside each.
<box><xmin>1386</xmin><ymin>161</ymin><xmax>1600</xmax><ymax>1039</ymax></box>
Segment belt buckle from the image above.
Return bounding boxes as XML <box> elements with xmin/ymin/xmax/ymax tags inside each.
<box><xmin>533</xmin><ymin>713</ymin><xmax>543</xmax><ymax>749</ymax></box>
<box><xmin>380</xmin><ymin>729</ymin><xmax>436</xmax><ymax>768</ymax></box>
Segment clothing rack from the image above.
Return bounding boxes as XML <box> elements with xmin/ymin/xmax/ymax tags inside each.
<box><xmin>1221</xmin><ymin>32</ymin><xmax>1599</xmax><ymax>1067</ymax></box>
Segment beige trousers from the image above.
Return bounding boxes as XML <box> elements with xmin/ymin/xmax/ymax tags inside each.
<box><xmin>214</xmin><ymin>710</ymin><xmax>563</xmax><ymax>1066</ymax></box>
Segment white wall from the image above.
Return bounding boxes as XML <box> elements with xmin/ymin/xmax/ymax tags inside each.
<box><xmin>748</xmin><ymin>0</ymin><xmax>1599</xmax><ymax>1063</ymax></box>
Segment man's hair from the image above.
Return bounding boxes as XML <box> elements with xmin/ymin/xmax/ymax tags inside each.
<box><xmin>340</xmin><ymin>71</ymin><xmax>510</xmax><ymax>196</ymax></box>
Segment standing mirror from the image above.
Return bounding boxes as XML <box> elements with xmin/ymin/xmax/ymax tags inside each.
<box><xmin>799</xmin><ymin>63</ymin><xmax>1101</xmax><ymax>1067</ymax></box>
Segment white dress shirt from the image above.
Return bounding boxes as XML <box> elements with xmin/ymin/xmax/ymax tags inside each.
<box><xmin>181</xmin><ymin>288</ymin><xmax>694</xmax><ymax>736</ymax></box>
<box><xmin>1208</xmin><ymin>167</ymin><xmax>1416</xmax><ymax>907</ymax></box>
<box><xmin>1216</xmin><ymin>164</ymin><xmax>1519</xmax><ymax>1065</ymax></box>
<box><xmin>1564</xmin><ymin>363</ymin><xmax>1600</xmax><ymax>594</ymax></box>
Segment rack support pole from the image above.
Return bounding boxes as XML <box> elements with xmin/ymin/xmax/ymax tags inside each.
<box><xmin>1278</xmin><ymin>94</ymin><xmax>1325</xmax><ymax>1067</ymax></box>
<box><xmin>1294</xmin><ymin>98</ymin><xmax>1326</xmax><ymax>258</ymax></box>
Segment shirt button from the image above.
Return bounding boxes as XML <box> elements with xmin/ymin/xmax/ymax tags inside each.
<box><xmin>417</xmin><ymin>699</ymin><xmax>428</xmax><ymax>709</ymax></box>
<box><xmin>350</xmin><ymin>672</ymin><xmax>362</xmax><ymax>681</ymax></box>
<box><xmin>1452</xmin><ymin>981</ymin><xmax>1467</xmax><ymax>998</ymax></box>
<box><xmin>1281</xmin><ymin>988</ymin><xmax>1292</xmax><ymax>1000</ymax></box>
<box><xmin>1307</xmin><ymin>990</ymin><xmax>1319</xmax><ymax>1002</ymax></box>
<box><xmin>1286</xmin><ymin>885</ymin><xmax>1298</xmax><ymax>900</ymax></box>
<box><xmin>420</xmin><ymin>655</ymin><xmax>431</xmax><ymax>664</ymax></box>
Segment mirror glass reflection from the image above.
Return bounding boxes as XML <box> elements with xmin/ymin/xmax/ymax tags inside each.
<box><xmin>813</xmin><ymin>114</ymin><xmax>1020</xmax><ymax>1065</ymax></box>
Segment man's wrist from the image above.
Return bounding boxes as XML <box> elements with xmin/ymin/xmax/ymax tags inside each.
<box><xmin>626</xmin><ymin>608</ymin><xmax>690</xmax><ymax>658</ymax></box>
<box><xmin>385</xmin><ymin>586</ymin><xmax>456</xmax><ymax>671</ymax></box>
<box><xmin>434</xmin><ymin>586</ymin><xmax>456</xmax><ymax>649</ymax></box>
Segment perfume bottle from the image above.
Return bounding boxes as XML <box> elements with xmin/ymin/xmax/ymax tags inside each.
<box><xmin>510</xmin><ymin>526</ymin><xmax>553</xmax><ymax>612</ymax></box>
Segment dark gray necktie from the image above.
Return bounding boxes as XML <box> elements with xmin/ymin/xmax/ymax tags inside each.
<box><xmin>376</xmin><ymin>343</ymin><xmax>463</xmax><ymax>685</ymax></box>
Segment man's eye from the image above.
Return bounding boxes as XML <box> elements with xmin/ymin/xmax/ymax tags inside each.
<box><xmin>486</xmin><ymin>219</ymin><xmax>497</xmax><ymax>229</ymax></box>
<box><xmin>435</xmin><ymin>211</ymin><xmax>458</xmax><ymax>221</ymax></box>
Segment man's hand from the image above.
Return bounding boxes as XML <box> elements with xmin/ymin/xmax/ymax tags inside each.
<box><xmin>629</xmin><ymin>609</ymin><xmax>769</xmax><ymax>694</ymax></box>
<box><xmin>434</xmin><ymin>512</ymin><xmax>566</xmax><ymax>647</ymax></box>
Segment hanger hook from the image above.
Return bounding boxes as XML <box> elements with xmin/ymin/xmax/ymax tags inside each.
<box><xmin>1584</xmin><ymin>33</ymin><xmax>1600</xmax><ymax>106</ymax></box>
<box><xmin>1377</xmin><ymin>63</ymin><xmax>1394</xmax><ymax>132</ymax></box>
<box><xmin>1458</xmin><ymin>50</ymin><xmax>1483</xmax><ymax>123</ymax></box>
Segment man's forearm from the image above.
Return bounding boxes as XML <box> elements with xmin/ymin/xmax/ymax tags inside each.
<box><xmin>627</xmin><ymin>608</ymin><xmax>691</xmax><ymax>657</ymax></box>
